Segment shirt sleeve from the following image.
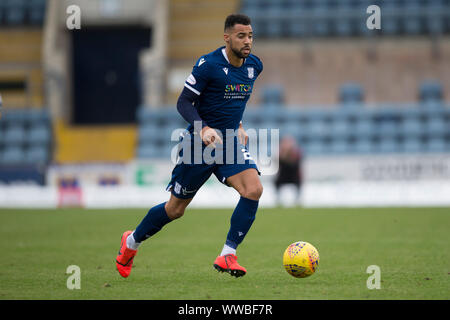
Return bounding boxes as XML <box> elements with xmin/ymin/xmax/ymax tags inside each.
<box><xmin>176</xmin><ymin>86</ymin><xmax>208</xmax><ymax>129</ymax></box>
<box><xmin>184</xmin><ymin>56</ymin><xmax>210</xmax><ymax>96</ymax></box>
<box><xmin>257</xmin><ymin>59</ymin><xmax>263</xmax><ymax>76</ymax></box>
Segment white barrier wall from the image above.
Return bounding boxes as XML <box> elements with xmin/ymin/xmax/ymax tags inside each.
<box><xmin>1</xmin><ymin>154</ymin><xmax>449</xmax><ymax>208</ymax></box>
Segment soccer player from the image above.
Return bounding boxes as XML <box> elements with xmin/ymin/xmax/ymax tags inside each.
<box><xmin>116</xmin><ymin>14</ymin><xmax>263</xmax><ymax>278</ymax></box>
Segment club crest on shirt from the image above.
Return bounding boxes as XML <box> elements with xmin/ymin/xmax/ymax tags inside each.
<box><xmin>247</xmin><ymin>67</ymin><xmax>254</xmax><ymax>79</ymax></box>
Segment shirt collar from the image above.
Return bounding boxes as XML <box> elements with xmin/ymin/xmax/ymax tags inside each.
<box><xmin>221</xmin><ymin>47</ymin><xmax>246</xmax><ymax>66</ymax></box>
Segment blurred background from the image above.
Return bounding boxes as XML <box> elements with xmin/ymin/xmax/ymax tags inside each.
<box><xmin>0</xmin><ymin>0</ymin><xmax>449</xmax><ymax>208</ymax></box>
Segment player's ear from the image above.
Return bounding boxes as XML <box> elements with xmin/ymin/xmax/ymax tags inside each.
<box><xmin>224</xmin><ymin>32</ymin><xmax>230</xmax><ymax>44</ymax></box>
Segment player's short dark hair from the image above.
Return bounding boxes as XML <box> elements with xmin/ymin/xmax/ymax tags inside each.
<box><xmin>224</xmin><ymin>14</ymin><xmax>251</xmax><ymax>32</ymax></box>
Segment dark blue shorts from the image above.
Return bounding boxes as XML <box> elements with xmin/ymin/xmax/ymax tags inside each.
<box><xmin>166</xmin><ymin>131</ymin><xmax>260</xmax><ymax>199</ymax></box>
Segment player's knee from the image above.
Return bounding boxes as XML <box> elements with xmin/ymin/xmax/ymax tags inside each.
<box><xmin>166</xmin><ymin>206</ymin><xmax>185</xmax><ymax>220</ymax></box>
<box><xmin>241</xmin><ymin>184</ymin><xmax>263</xmax><ymax>200</ymax></box>
<box><xmin>165</xmin><ymin>201</ymin><xmax>187</xmax><ymax>220</ymax></box>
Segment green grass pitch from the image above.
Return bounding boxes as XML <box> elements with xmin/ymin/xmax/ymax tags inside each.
<box><xmin>0</xmin><ymin>207</ymin><xmax>448</xmax><ymax>300</ymax></box>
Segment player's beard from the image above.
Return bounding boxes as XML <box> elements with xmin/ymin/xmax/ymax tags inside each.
<box><xmin>230</xmin><ymin>41</ymin><xmax>251</xmax><ymax>59</ymax></box>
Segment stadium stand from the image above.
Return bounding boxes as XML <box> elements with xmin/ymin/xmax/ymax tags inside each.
<box><xmin>136</xmin><ymin>78</ymin><xmax>449</xmax><ymax>158</ymax></box>
<box><xmin>0</xmin><ymin>0</ymin><xmax>51</xmax><ymax>171</ymax></box>
<box><xmin>0</xmin><ymin>108</ymin><xmax>52</xmax><ymax>166</ymax></box>
<box><xmin>0</xmin><ymin>0</ymin><xmax>46</xmax><ymax>26</ymax></box>
<box><xmin>1</xmin><ymin>0</ymin><xmax>448</xmax><ymax>166</ymax></box>
<box><xmin>240</xmin><ymin>0</ymin><xmax>450</xmax><ymax>38</ymax></box>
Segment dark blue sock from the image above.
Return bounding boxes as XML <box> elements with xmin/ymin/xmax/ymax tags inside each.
<box><xmin>226</xmin><ymin>197</ymin><xmax>259</xmax><ymax>249</ymax></box>
<box><xmin>133</xmin><ymin>202</ymin><xmax>172</xmax><ymax>243</ymax></box>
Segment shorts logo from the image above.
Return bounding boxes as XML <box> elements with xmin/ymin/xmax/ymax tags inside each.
<box><xmin>247</xmin><ymin>67</ymin><xmax>254</xmax><ymax>79</ymax></box>
<box><xmin>174</xmin><ymin>182</ymin><xmax>181</xmax><ymax>194</ymax></box>
<box><xmin>182</xmin><ymin>187</ymin><xmax>197</xmax><ymax>196</ymax></box>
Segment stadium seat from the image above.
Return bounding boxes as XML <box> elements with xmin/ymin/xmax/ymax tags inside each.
<box><xmin>163</xmin><ymin>126</ymin><xmax>186</xmax><ymax>142</ymax></box>
<box><xmin>419</xmin><ymin>80</ymin><xmax>443</xmax><ymax>102</ymax></box>
<box><xmin>402</xmin><ymin>0</ymin><xmax>424</xmax><ymax>34</ymax></box>
<box><xmin>329</xmin><ymin>139</ymin><xmax>350</xmax><ymax>154</ymax></box>
<box><xmin>243</xmin><ymin>109</ymin><xmax>264</xmax><ymax>127</ymax></box>
<box><xmin>426</xmin><ymin>116</ymin><xmax>447</xmax><ymax>136</ymax></box>
<box><xmin>25</xmin><ymin>145</ymin><xmax>48</xmax><ymax>164</ymax></box>
<box><xmin>0</xmin><ymin>146</ymin><xmax>25</xmax><ymax>165</ymax></box>
<box><xmin>4</xmin><ymin>0</ymin><xmax>26</xmax><ymax>25</ymax></box>
<box><xmin>377</xmin><ymin>138</ymin><xmax>398</xmax><ymax>153</ymax></box>
<box><xmin>329</xmin><ymin>119</ymin><xmax>350</xmax><ymax>139</ymax></box>
<box><xmin>421</xmin><ymin>100</ymin><xmax>445</xmax><ymax>111</ymax></box>
<box><xmin>0</xmin><ymin>1</ymin><xmax>5</xmax><ymax>24</ymax></box>
<box><xmin>426</xmin><ymin>137</ymin><xmax>446</xmax><ymax>152</ymax></box>
<box><xmin>334</xmin><ymin>0</ymin><xmax>355</xmax><ymax>36</ymax></box>
<box><xmin>265</xmin><ymin>7</ymin><xmax>284</xmax><ymax>37</ymax></box>
<box><xmin>27</xmin><ymin>124</ymin><xmax>51</xmax><ymax>146</ymax></box>
<box><xmin>425</xmin><ymin>0</ymin><xmax>446</xmax><ymax>34</ymax></box>
<box><xmin>280</xmin><ymin>121</ymin><xmax>300</xmax><ymax>138</ymax></box>
<box><xmin>27</xmin><ymin>109</ymin><xmax>51</xmax><ymax>126</ymax></box>
<box><xmin>137</xmin><ymin>143</ymin><xmax>160</xmax><ymax>159</ymax></box>
<box><xmin>400</xmin><ymin>118</ymin><xmax>423</xmax><ymax>137</ymax></box>
<box><xmin>138</xmin><ymin>124</ymin><xmax>164</xmax><ymax>144</ymax></box>
<box><xmin>311</xmin><ymin>3</ymin><xmax>332</xmax><ymax>37</ymax></box>
<box><xmin>353</xmin><ymin>138</ymin><xmax>373</xmax><ymax>154</ymax></box>
<box><xmin>261</xmin><ymin>85</ymin><xmax>284</xmax><ymax>105</ymax></box>
<box><xmin>402</xmin><ymin>138</ymin><xmax>423</xmax><ymax>153</ymax></box>
<box><xmin>304</xmin><ymin>140</ymin><xmax>326</xmax><ymax>155</ymax></box>
<box><xmin>136</xmin><ymin>107</ymin><xmax>154</xmax><ymax>124</ymax></box>
<box><xmin>306</xmin><ymin>119</ymin><xmax>328</xmax><ymax>140</ymax></box>
<box><xmin>286</xmin><ymin>18</ymin><xmax>310</xmax><ymax>37</ymax></box>
<box><xmin>375</xmin><ymin>121</ymin><xmax>399</xmax><ymax>140</ymax></box>
<box><xmin>4</xmin><ymin>125</ymin><xmax>26</xmax><ymax>146</ymax></box>
<box><xmin>380</xmin><ymin>3</ymin><xmax>401</xmax><ymax>35</ymax></box>
<box><xmin>354</xmin><ymin>119</ymin><xmax>376</xmax><ymax>139</ymax></box>
<box><xmin>339</xmin><ymin>83</ymin><xmax>364</xmax><ymax>104</ymax></box>
<box><xmin>1</xmin><ymin>109</ymin><xmax>27</xmax><ymax>126</ymax></box>
<box><xmin>260</xmin><ymin>117</ymin><xmax>279</xmax><ymax>130</ymax></box>
<box><xmin>28</xmin><ymin>0</ymin><xmax>47</xmax><ymax>25</ymax></box>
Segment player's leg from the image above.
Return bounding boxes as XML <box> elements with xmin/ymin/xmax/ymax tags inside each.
<box><xmin>116</xmin><ymin>150</ymin><xmax>214</xmax><ymax>278</ymax></box>
<box><xmin>223</xmin><ymin>167</ymin><xmax>263</xmax><ymax>250</ymax></box>
<box><xmin>115</xmin><ymin>195</ymin><xmax>192</xmax><ymax>278</ymax></box>
<box><xmin>213</xmin><ymin>168</ymin><xmax>263</xmax><ymax>277</ymax></box>
<box><xmin>132</xmin><ymin>194</ymin><xmax>193</xmax><ymax>244</ymax></box>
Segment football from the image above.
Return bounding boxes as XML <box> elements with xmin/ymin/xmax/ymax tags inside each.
<box><xmin>283</xmin><ymin>241</ymin><xmax>319</xmax><ymax>278</ymax></box>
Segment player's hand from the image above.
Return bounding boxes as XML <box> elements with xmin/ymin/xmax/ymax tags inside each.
<box><xmin>238</xmin><ymin>126</ymin><xmax>249</xmax><ymax>146</ymax></box>
<box><xmin>200</xmin><ymin>126</ymin><xmax>223</xmax><ymax>148</ymax></box>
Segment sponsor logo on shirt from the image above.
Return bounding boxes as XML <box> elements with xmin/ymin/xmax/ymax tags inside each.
<box><xmin>224</xmin><ymin>84</ymin><xmax>253</xmax><ymax>99</ymax></box>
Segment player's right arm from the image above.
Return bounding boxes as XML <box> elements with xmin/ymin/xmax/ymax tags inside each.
<box><xmin>177</xmin><ymin>56</ymin><xmax>222</xmax><ymax>148</ymax></box>
<box><xmin>176</xmin><ymin>88</ymin><xmax>222</xmax><ymax>148</ymax></box>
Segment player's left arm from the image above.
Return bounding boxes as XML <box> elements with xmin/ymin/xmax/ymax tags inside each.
<box><xmin>237</xmin><ymin>120</ymin><xmax>248</xmax><ymax>146</ymax></box>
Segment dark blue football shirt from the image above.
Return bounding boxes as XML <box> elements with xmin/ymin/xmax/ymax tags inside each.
<box><xmin>184</xmin><ymin>46</ymin><xmax>263</xmax><ymax>133</ymax></box>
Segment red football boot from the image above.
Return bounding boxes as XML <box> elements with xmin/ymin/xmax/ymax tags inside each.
<box><xmin>213</xmin><ymin>254</ymin><xmax>247</xmax><ymax>277</ymax></box>
<box><xmin>116</xmin><ymin>231</ymin><xmax>137</xmax><ymax>278</ymax></box>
